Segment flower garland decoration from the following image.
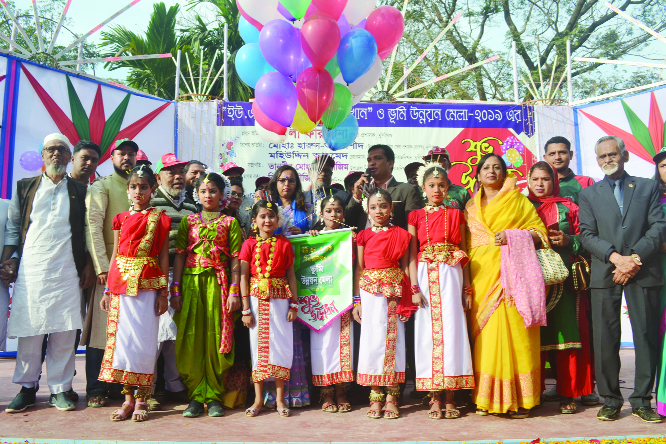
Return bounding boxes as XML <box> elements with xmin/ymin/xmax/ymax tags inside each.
<box><xmin>416</xmin><ymin>161</ymin><xmax>460</xmax><ymax>209</ymax></box>
<box><xmin>502</xmin><ymin>136</ymin><xmax>525</xmax><ymax>168</ymax></box>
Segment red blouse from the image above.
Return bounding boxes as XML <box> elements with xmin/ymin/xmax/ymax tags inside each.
<box><xmin>107</xmin><ymin>209</ymin><xmax>172</xmax><ymax>296</ymax></box>
<box><xmin>408</xmin><ymin>207</ymin><xmax>468</xmax><ymax>267</ymax></box>
<box><xmin>356</xmin><ymin>225</ymin><xmax>410</xmax><ymax>269</ymax></box>
<box><xmin>239</xmin><ymin>235</ymin><xmax>294</xmax><ymax>277</ymax></box>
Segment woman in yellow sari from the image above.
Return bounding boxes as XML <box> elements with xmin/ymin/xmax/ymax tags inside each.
<box><xmin>466</xmin><ymin>153</ymin><xmax>548</xmax><ymax>418</ymax></box>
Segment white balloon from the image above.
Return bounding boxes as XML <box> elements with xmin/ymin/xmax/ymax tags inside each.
<box><xmin>348</xmin><ymin>56</ymin><xmax>382</xmax><ymax>96</ymax></box>
<box><xmin>352</xmin><ymin>93</ymin><xmax>365</xmax><ymax>105</ymax></box>
<box><xmin>239</xmin><ymin>0</ymin><xmax>279</xmax><ymax>26</ymax></box>
<box><xmin>343</xmin><ymin>0</ymin><xmax>377</xmax><ymax>26</ymax></box>
<box><xmin>255</xmin><ymin>120</ymin><xmax>287</xmax><ymax>144</ymax></box>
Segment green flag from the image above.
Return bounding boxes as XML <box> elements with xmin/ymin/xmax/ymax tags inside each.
<box><xmin>289</xmin><ymin>229</ymin><xmax>354</xmax><ymax>331</ymax></box>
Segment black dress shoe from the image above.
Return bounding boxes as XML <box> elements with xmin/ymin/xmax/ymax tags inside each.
<box><xmin>632</xmin><ymin>407</ymin><xmax>662</xmax><ymax>423</ymax></box>
<box><xmin>597</xmin><ymin>405</ymin><xmax>621</xmax><ymax>421</ymax></box>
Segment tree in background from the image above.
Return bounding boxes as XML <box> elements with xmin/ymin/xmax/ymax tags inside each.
<box><xmin>0</xmin><ymin>0</ymin><xmax>99</xmax><ymax>73</ymax></box>
<box><xmin>100</xmin><ymin>2</ymin><xmax>180</xmax><ymax>99</ymax></box>
<box><xmin>380</xmin><ymin>0</ymin><xmax>666</xmax><ymax>102</ymax></box>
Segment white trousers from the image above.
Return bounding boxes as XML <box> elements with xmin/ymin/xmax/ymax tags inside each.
<box><xmin>13</xmin><ymin>330</ymin><xmax>77</xmax><ymax>394</ymax></box>
<box><xmin>249</xmin><ymin>297</ymin><xmax>293</xmax><ymax>382</ymax></box>
<box><xmin>357</xmin><ymin>290</ymin><xmax>406</xmax><ymax>387</ymax></box>
<box><xmin>154</xmin><ymin>340</ymin><xmax>186</xmax><ymax>392</ymax></box>
<box><xmin>311</xmin><ymin>311</ymin><xmax>354</xmax><ymax>386</ymax></box>
<box><xmin>0</xmin><ymin>281</ymin><xmax>9</xmax><ymax>351</ymax></box>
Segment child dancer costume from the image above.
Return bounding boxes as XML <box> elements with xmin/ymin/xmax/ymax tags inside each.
<box><xmin>239</xmin><ymin>235</ymin><xmax>296</xmax><ymax>383</ymax></box>
<box><xmin>99</xmin><ymin>208</ymin><xmax>171</xmax><ymax>394</ymax></box>
<box><xmin>408</xmin><ymin>206</ymin><xmax>475</xmax><ymax>392</ymax></box>
<box><xmin>173</xmin><ymin>212</ymin><xmax>242</xmax><ymax>405</ymax></box>
<box><xmin>356</xmin><ymin>225</ymin><xmax>411</xmax><ymax>388</ymax></box>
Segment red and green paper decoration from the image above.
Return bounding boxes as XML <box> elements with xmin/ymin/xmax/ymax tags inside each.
<box><xmin>581</xmin><ymin>91</ymin><xmax>665</xmax><ymax>164</ymax></box>
<box><xmin>19</xmin><ymin>65</ymin><xmax>170</xmax><ymax>170</ymax></box>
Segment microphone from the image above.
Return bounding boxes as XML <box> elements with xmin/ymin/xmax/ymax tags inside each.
<box><xmin>365</xmin><ymin>167</ymin><xmax>373</xmax><ymax>178</ymax></box>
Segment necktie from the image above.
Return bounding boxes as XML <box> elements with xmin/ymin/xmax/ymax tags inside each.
<box><xmin>613</xmin><ymin>179</ymin><xmax>624</xmax><ymax>215</ymax></box>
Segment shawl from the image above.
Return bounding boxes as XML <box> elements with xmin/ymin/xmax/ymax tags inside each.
<box><xmin>500</xmin><ymin>229</ymin><xmax>547</xmax><ymax>329</ymax></box>
<box><xmin>527</xmin><ymin>163</ymin><xmax>578</xmax><ymax>228</ymax></box>
<box><xmin>466</xmin><ymin>173</ymin><xmax>548</xmax><ymax>339</ymax></box>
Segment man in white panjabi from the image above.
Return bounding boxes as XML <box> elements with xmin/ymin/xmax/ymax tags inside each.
<box><xmin>0</xmin><ymin>134</ymin><xmax>94</xmax><ymax>413</ymax></box>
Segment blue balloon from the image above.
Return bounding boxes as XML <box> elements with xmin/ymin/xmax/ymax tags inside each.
<box><xmin>239</xmin><ymin>16</ymin><xmax>260</xmax><ymax>43</ymax></box>
<box><xmin>337</xmin><ymin>29</ymin><xmax>378</xmax><ymax>84</ymax></box>
<box><xmin>323</xmin><ymin>113</ymin><xmax>359</xmax><ymax>151</ymax></box>
<box><xmin>235</xmin><ymin>43</ymin><xmax>274</xmax><ymax>89</ymax></box>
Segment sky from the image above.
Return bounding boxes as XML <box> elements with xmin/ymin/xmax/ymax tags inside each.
<box><xmin>12</xmin><ymin>0</ymin><xmax>216</xmax><ymax>82</ymax></box>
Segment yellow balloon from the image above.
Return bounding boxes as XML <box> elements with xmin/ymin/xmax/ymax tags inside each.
<box><xmin>292</xmin><ymin>103</ymin><xmax>317</xmax><ymax>135</ymax></box>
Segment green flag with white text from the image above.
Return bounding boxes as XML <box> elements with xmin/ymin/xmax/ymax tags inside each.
<box><xmin>289</xmin><ymin>229</ymin><xmax>354</xmax><ymax>331</ymax></box>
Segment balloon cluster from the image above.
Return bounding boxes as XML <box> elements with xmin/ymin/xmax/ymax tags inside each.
<box><xmin>235</xmin><ymin>0</ymin><xmax>404</xmax><ymax>150</ymax></box>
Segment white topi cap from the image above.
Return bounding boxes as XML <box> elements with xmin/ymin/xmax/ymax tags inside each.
<box><xmin>42</xmin><ymin>133</ymin><xmax>72</xmax><ymax>150</ymax></box>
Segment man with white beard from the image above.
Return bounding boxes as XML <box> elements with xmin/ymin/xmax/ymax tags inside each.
<box><xmin>150</xmin><ymin>153</ymin><xmax>197</xmax><ymax>407</ymax></box>
<box><xmin>1</xmin><ymin>133</ymin><xmax>93</xmax><ymax>412</ymax></box>
<box><xmin>579</xmin><ymin>135</ymin><xmax>666</xmax><ymax>423</ymax></box>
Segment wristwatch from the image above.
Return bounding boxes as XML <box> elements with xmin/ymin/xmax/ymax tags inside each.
<box><xmin>631</xmin><ymin>253</ymin><xmax>641</xmax><ymax>264</ymax></box>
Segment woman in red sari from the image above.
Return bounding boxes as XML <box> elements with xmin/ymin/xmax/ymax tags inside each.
<box><xmin>99</xmin><ymin>166</ymin><xmax>171</xmax><ymax>422</ymax></box>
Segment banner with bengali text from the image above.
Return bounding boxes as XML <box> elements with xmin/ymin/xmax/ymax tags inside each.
<box><xmin>215</xmin><ymin>102</ymin><xmax>538</xmax><ymax>192</ymax></box>
<box><xmin>290</xmin><ymin>229</ymin><xmax>353</xmax><ymax>331</ymax></box>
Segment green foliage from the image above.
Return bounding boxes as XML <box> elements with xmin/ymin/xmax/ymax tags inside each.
<box><xmin>100</xmin><ymin>2</ymin><xmax>180</xmax><ymax>99</ymax></box>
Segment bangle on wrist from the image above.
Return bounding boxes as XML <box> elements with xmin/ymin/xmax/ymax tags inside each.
<box><xmin>229</xmin><ymin>292</ymin><xmax>239</xmax><ymax>297</ymax></box>
<box><xmin>410</xmin><ymin>285</ymin><xmax>420</xmax><ymax>295</ymax></box>
<box><xmin>242</xmin><ymin>308</ymin><xmax>251</xmax><ymax>316</ymax></box>
<box><xmin>353</xmin><ymin>302</ymin><xmax>361</xmax><ymax>308</ymax></box>
<box><xmin>289</xmin><ymin>301</ymin><xmax>299</xmax><ymax>311</ymax></box>
<box><xmin>463</xmin><ymin>286</ymin><xmax>473</xmax><ymax>295</ymax></box>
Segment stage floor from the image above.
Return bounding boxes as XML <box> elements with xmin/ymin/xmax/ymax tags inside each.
<box><xmin>0</xmin><ymin>349</ymin><xmax>664</xmax><ymax>443</ymax></box>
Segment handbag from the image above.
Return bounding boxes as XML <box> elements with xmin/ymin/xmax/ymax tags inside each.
<box><xmin>571</xmin><ymin>255</ymin><xmax>590</xmax><ymax>291</ymax></box>
<box><xmin>535</xmin><ymin>232</ymin><xmax>569</xmax><ymax>285</ymax></box>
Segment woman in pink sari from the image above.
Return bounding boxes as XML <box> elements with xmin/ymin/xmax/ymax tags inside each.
<box><xmin>465</xmin><ymin>153</ymin><xmax>548</xmax><ymax>418</ymax></box>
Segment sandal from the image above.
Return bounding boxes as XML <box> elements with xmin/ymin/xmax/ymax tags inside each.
<box><xmin>245</xmin><ymin>406</ymin><xmax>262</xmax><ymax>417</ymax></box>
<box><xmin>476</xmin><ymin>408</ymin><xmax>489</xmax><ymax>416</ymax></box>
<box><xmin>428</xmin><ymin>399</ymin><xmax>443</xmax><ymax>420</ymax></box>
<box><xmin>509</xmin><ymin>408</ymin><xmax>530</xmax><ymax>419</ymax></box>
<box><xmin>278</xmin><ymin>407</ymin><xmax>290</xmax><ymax>417</ymax></box>
<box><xmin>321</xmin><ymin>402</ymin><xmax>338</xmax><ymax>413</ymax></box>
<box><xmin>444</xmin><ymin>401</ymin><xmax>460</xmax><ymax>419</ymax></box>
<box><xmin>367</xmin><ymin>401</ymin><xmax>383</xmax><ymax>419</ymax></box>
<box><xmin>87</xmin><ymin>395</ymin><xmax>106</xmax><ymax>408</ymax></box>
<box><xmin>132</xmin><ymin>401</ymin><xmax>148</xmax><ymax>422</ymax></box>
<box><xmin>384</xmin><ymin>400</ymin><xmax>400</xmax><ymax>419</ymax></box>
<box><xmin>559</xmin><ymin>397</ymin><xmax>577</xmax><ymax>414</ymax></box>
<box><xmin>336</xmin><ymin>395</ymin><xmax>351</xmax><ymax>413</ymax></box>
<box><xmin>111</xmin><ymin>401</ymin><xmax>134</xmax><ymax>421</ymax></box>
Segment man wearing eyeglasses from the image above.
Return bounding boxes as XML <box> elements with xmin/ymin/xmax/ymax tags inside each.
<box><xmin>1</xmin><ymin>133</ymin><xmax>93</xmax><ymax>413</ymax></box>
<box><xmin>305</xmin><ymin>155</ymin><xmax>351</xmax><ymax>226</ymax></box>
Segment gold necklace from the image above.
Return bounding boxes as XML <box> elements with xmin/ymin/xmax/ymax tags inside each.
<box><xmin>424</xmin><ymin>205</ymin><xmax>447</xmax><ymax>245</ymax></box>
<box><xmin>254</xmin><ymin>236</ymin><xmax>277</xmax><ymax>292</ymax></box>
<box><xmin>371</xmin><ymin>224</ymin><xmax>391</xmax><ymax>232</ymax></box>
<box><xmin>201</xmin><ymin>211</ymin><xmax>221</xmax><ymax>221</ymax></box>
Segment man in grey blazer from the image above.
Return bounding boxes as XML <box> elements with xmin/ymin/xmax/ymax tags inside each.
<box><xmin>578</xmin><ymin>135</ymin><xmax>666</xmax><ymax>423</ymax></box>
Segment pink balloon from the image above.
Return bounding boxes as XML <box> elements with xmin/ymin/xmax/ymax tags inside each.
<box><xmin>304</xmin><ymin>2</ymin><xmax>320</xmax><ymax>20</ymax></box>
<box><xmin>365</xmin><ymin>6</ymin><xmax>404</xmax><ymax>60</ymax></box>
<box><xmin>296</xmin><ymin>67</ymin><xmax>334</xmax><ymax>123</ymax></box>
<box><xmin>300</xmin><ymin>13</ymin><xmax>341</xmax><ymax>70</ymax></box>
<box><xmin>312</xmin><ymin>0</ymin><xmax>348</xmax><ymax>21</ymax></box>
<box><xmin>237</xmin><ymin>0</ymin><xmax>263</xmax><ymax>31</ymax></box>
<box><xmin>252</xmin><ymin>100</ymin><xmax>287</xmax><ymax>135</ymax></box>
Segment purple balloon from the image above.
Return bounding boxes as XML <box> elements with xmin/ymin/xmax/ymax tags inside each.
<box><xmin>353</xmin><ymin>19</ymin><xmax>367</xmax><ymax>30</ymax></box>
<box><xmin>259</xmin><ymin>19</ymin><xmax>302</xmax><ymax>78</ymax></box>
<box><xmin>255</xmin><ymin>72</ymin><xmax>298</xmax><ymax>127</ymax></box>
<box><xmin>294</xmin><ymin>42</ymin><xmax>312</xmax><ymax>81</ymax></box>
<box><xmin>278</xmin><ymin>2</ymin><xmax>296</xmax><ymax>21</ymax></box>
<box><xmin>20</xmin><ymin>150</ymin><xmax>43</xmax><ymax>171</ymax></box>
<box><xmin>338</xmin><ymin>14</ymin><xmax>351</xmax><ymax>37</ymax></box>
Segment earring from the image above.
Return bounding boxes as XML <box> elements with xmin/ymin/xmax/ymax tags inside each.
<box><xmin>422</xmin><ymin>191</ymin><xmax>427</xmax><ymax>198</ymax></box>
<box><xmin>127</xmin><ymin>192</ymin><xmax>133</xmax><ymax>205</ymax></box>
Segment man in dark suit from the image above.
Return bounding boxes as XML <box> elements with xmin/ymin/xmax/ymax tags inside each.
<box><xmin>348</xmin><ymin>144</ymin><xmax>423</xmax><ymax>230</ymax></box>
<box><xmin>305</xmin><ymin>155</ymin><xmax>352</xmax><ymax>226</ymax></box>
<box><xmin>578</xmin><ymin>135</ymin><xmax>666</xmax><ymax>423</ymax></box>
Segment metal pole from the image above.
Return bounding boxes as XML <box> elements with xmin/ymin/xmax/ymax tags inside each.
<box><xmin>403</xmin><ymin>65</ymin><xmax>408</xmax><ymax>95</ymax></box>
<box><xmin>512</xmin><ymin>41</ymin><xmax>519</xmax><ymax>104</ymax></box>
<box><xmin>9</xmin><ymin>24</ymin><xmax>16</xmax><ymax>52</ymax></box>
<box><xmin>567</xmin><ymin>40</ymin><xmax>573</xmax><ymax>105</ymax></box>
<box><xmin>76</xmin><ymin>43</ymin><xmax>83</xmax><ymax>72</ymax></box>
<box><xmin>175</xmin><ymin>49</ymin><xmax>181</xmax><ymax>99</ymax></box>
<box><xmin>223</xmin><ymin>23</ymin><xmax>229</xmax><ymax>101</ymax></box>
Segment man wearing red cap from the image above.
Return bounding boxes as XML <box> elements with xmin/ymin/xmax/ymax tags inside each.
<box><xmin>151</xmin><ymin>153</ymin><xmax>197</xmax><ymax>405</ymax></box>
<box><xmin>222</xmin><ymin>161</ymin><xmax>244</xmax><ymax>178</ymax></box>
<box><xmin>136</xmin><ymin>149</ymin><xmax>152</xmax><ymax>167</ymax></box>
<box><xmin>82</xmin><ymin>138</ymin><xmax>137</xmax><ymax>408</ymax></box>
<box><xmin>423</xmin><ymin>146</ymin><xmax>471</xmax><ymax>209</ymax></box>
